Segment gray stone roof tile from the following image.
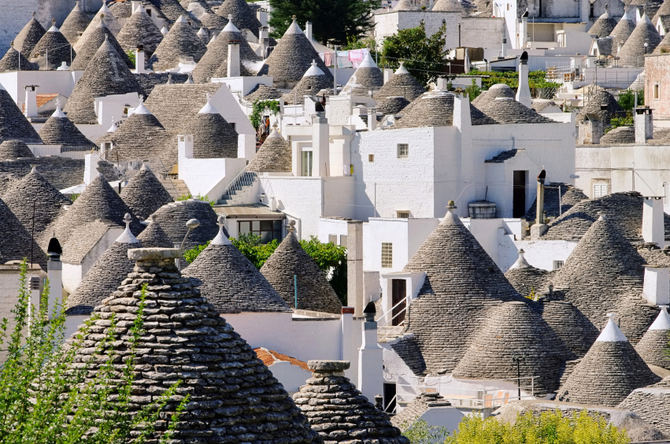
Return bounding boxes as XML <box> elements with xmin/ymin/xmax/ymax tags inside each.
<box><xmin>180</xmin><ymin>99</ymin><xmax>238</xmax><ymax>158</ymax></box>
<box><xmin>588</xmin><ymin>9</ymin><xmax>617</xmax><ymax>37</ymax></box>
<box><xmin>619</xmin><ymin>14</ymin><xmax>662</xmax><ymax>66</ymax></box>
<box><xmin>14</xmin><ymin>16</ymin><xmax>46</xmax><ymax>57</ymax></box>
<box><xmin>653</xmin><ymin>0</ymin><xmax>670</xmax><ymax>22</ymax></box>
<box><xmin>341</xmin><ymin>54</ymin><xmax>384</xmax><ymax>96</ymax></box>
<box><xmin>635</xmin><ymin>306</ymin><xmax>670</xmax><ymax>369</ymax></box>
<box><xmin>148</xmin><ymin>199</ymin><xmax>221</xmax><ymax>251</ymax></box>
<box><xmin>116</xmin><ymin>5</ymin><xmax>164</xmax><ymax>57</ymax></box>
<box><xmin>375</xmin><ymin>96</ymin><xmax>410</xmax><ymax>115</ymax></box>
<box><xmin>611</xmin><ymin>9</ymin><xmax>636</xmax><ymax>48</ymax></box>
<box><xmin>0</xmin><ymin>156</ymin><xmax>85</xmax><ymax>191</ymax></box>
<box><xmin>0</xmin><ymin>196</ymin><xmax>47</xmax><ymax>267</ymax></box>
<box><xmin>64</xmin><ymin>247</ymin><xmax>319</xmax><ymax>442</ymax></box>
<box><xmin>617</xmin><ymin>377</ymin><xmax>670</xmax><ymax>436</ymax></box>
<box><xmin>260</xmin><ymin>225</ymin><xmax>342</xmax><ymax>314</ymax></box>
<box><xmin>475</xmin><ymin>96</ymin><xmax>554</xmax><ymax>124</ymax></box>
<box><xmin>0</xmin><ymin>88</ymin><xmax>42</xmax><ymax>144</ymax></box>
<box><xmin>485</xmin><ymin>148</ymin><xmax>517</xmax><ymax>163</ymax></box>
<box><xmin>375</xmin><ymin>65</ymin><xmax>425</xmax><ymax>101</ymax></box>
<box><xmin>136</xmin><ymin>215</ymin><xmax>175</xmax><ymax>247</ymax></box>
<box><xmin>504</xmin><ymin>250</ymin><xmax>551</xmax><ymax>298</ymax></box>
<box><xmin>391</xmin><ymin>392</ymin><xmax>451</xmax><ymax>430</ymax></box>
<box><xmin>471</xmin><ymin>83</ymin><xmax>515</xmax><ymax>106</ymax></box>
<box><xmin>183</xmin><ymin>218</ymin><xmax>292</xmax><ymax>313</ymax></box>
<box><xmin>600</xmin><ymin>125</ymin><xmax>635</xmax><ymax>144</ymax></box>
<box><xmin>0</xmin><ymin>140</ymin><xmax>35</xmax><ymax>159</ymax></box>
<box><xmin>391</xmin><ymin>90</ymin><xmax>455</xmax><ymax>128</ymax></box>
<box><xmin>120</xmin><ymin>164</ymin><xmax>174</xmax><ymax>220</ymax></box>
<box><xmin>453</xmin><ymin>301</ymin><xmax>576</xmax><ymax>394</ymax></box>
<box><xmin>542</xmin><ymin>301</ymin><xmax>600</xmax><ymax>358</ymax></box>
<box><xmin>73</xmin><ymin>4</ymin><xmax>123</xmax><ymax>53</ymax></box>
<box><xmin>401</xmin><ymin>205</ymin><xmax>524</xmax><ymax>374</ymax></box>
<box><xmin>214</xmin><ymin>0</ymin><xmax>262</xmax><ymax>37</ymax></box>
<box><xmin>144</xmin><ymin>83</ymin><xmax>220</xmax><ymax>134</ymax></box>
<box><xmin>60</xmin><ymin>2</ymin><xmax>91</xmax><ymax>45</ymax></box>
<box><xmin>38</xmin><ymin>106</ymin><xmax>97</xmax><ymax>149</ymax></box>
<box><xmin>247</xmin><ymin>127</ymin><xmax>291</xmax><ymax>173</ymax></box>
<box><xmin>244</xmin><ymin>84</ymin><xmax>284</xmax><ymax>102</ymax></box>
<box><xmin>147</xmin><ymin>0</ymin><xmax>202</xmax><ymax>25</ymax></box>
<box><xmin>282</xmin><ymin>64</ymin><xmax>333</xmax><ymax>105</ymax></box>
<box><xmin>63</xmin><ymin>37</ymin><xmax>144</xmax><ymax>124</ymax></box>
<box><xmin>149</xmin><ymin>15</ymin><xmax>208</xmax><ymax>71</ymax></box>
<box><xmin>524</xmin><ymin>183</ymin><xmax>588</xmax><ymax>221</ymax></box>
<box><xmin>61</xmin><ymin>219</ymin><xmax>116</xmax><ymax>263</ymax></box>
<box><xmin>293</xmin><ymin>360</ymin><xmax>409</xmax><ymax>444</ymax></box>
<box><xmin>0</xmin><ymin>44</ymin><xmax>38</xmax><ymax>72</ymax></box>
<box><xmin>71</xmin><ymin>21</ymin><xmax>133</xmax><ymax>70</ymax></box>
<box><xmin>29</xmin><ymin>23</ymin><xmax>75</xmax><ymax>69</ymax></box>
<box><xmin>470</xmin><ymin>103</ymin><xmax>497</xmax><ymax>125</ymax></box>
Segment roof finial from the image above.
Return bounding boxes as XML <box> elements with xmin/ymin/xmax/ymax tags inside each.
<box><xmin>288</xmin><ymin>220</ymin><xmax>296</xmax><ymax>233</ymax></box>
<box><xmin>167</xmin><ymin>73</ymin><xmax>173</xmax><ymax>84</ymax></box>
<box><xmin>149</xmin><ymin>214</ymin><xmax>157</xmax><ymax>224</ymax></box>
<box><xmin>598</xmin><ymin>211</ymin><xmax>607</xmax><ymax>221</ymax></box>
<box><xmin>186</xmin><ymin>72</ymin><xmax>193</xmax><ymax>84</ymax></box>
<box><xmin>228</xmin><ymin>14</ymin><xmax>233</xmax><ymax>21</ymax></box>
<box><xmin>10</xmin><ymin>41</ymin><xmax>14</xmax><ymax>48</ymax></box>
<box><xmin>32</xmin><ymin>11</ymin><xmax>36</xmax><ymax>18</ymax></box>
<box><xmin>30</xmin><ymin>164</ymin><xmax>38</xmax><ymax>173</ymax></box>
<box><xmin>311</xmin><ymin>59</ymin><xmax>317</xmax><ymax>67</ymax></box>
<box><xmin>124</xmin><ymin>213</ymin><xmax>132</xmax><ymax>227</ymax></box>
<box><xmin>447</xmin><ymin>200</ymin><xmax>457</xmax><ymax>210</ymax></box>
<box><xmin>211</xmin><ymin>215</ymin><xmax>231</xmax><ymax>245</ymax></box>
<box><xmin>206</xmin><ymin>92</ymin><xmax>212</xmax><ymax>102</ymax></box>
<box><xmin>52</xmin><ymin>18</ymin><xmax>56</xmax><ymax>25</ymax></box>
<box><xmin>139</xmin><ymin>94</ymin><xmax>144</xmax><ymax>104</ymax></box>
<box><xmin>116</xmin><ymin>213</ymin><xmax>139</xmax><ymax>244</ymax></box>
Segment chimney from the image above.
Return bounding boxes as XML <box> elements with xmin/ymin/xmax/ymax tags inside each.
<box><xmin>347</xmin><ymin>221</ymin><xmax>364</xmax><ymax>316</ymax></box>
<box><xmin>367</xmin><ymin>107</ymin><xmax>376</xmax><ymax>131</ymax></box>
<box><xmin>383</xmin><ymin>68</ymin><xmax>394</xmax><ymax>84</ymax></box>
<box><xmin>643</xmin><ymin>266</ymin><xmax>670</xmax><ymax>305</ymax></box>
<box><xmin>311</xmin><ymin>113</ymin><xmax>329</xmax><ymax>176</ymax></box>
<box><xmin>133</xmin><ymin>45</ymin><xmax>146</xmax><ymax>74</ymax></box>
<box><xmin>358</xmin><ymin>302</ymin><xmax>383</xmax><ymax>402</ymax></box>
<box><xmin>227</xmin><ymin>41</ymin><xmax>240</xmax><ymax>77</ymax></box>
<box><xmin>46</xmin><ymin>237</ymin><xmax>63</xmax><ymax>320</ymax></box>
<box><xmin>515</xmin><ymin>51</ymin><xmax>531</xmax><ymax>107</ymax></box>
<box><xmin>259</xmin><ymin>26</ymin><xmax>269</xmax><ymax>58</ymax></box>
<box><xmin>131</xmin><ymin>0</ymin><xmax>142</xmax><ymax>13</ymax></box>
<box><xmin>634</xmin><ymin>107</ymin><xmax>653</xmax><ymax>143</ymax></box>
<box><xmin>340</xmin><ymin>307</ymin><xmax>357</xmax><ymax>381</ymax></box>
<box><xmin>305</xmin><ymin>21</ymin><xmax>313</xmax><ymax>41</ymax></box>
<box><xmin>24</xmin><ymin>85</ymin><xmax>39</xmax><ymax>118</ymax></box>
<box><xmin>642</xmin><ymin>196</ymin><xmax>664</xmax><ymax>244</ymax></box>
<box><xmin>578</xmin><ymin>114</ymin><xmax>603</xmax><ymax>144</ymax></box>
<box><xmin>178</xmin><ymin>134</ymin><xmax>195</xmax><ymax>163</ymax></box>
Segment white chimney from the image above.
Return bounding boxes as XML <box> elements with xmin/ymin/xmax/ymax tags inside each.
<box><xmin>340</xmin><ymin>307</ymin><xmax>357</xmax><ymax>381</ymax></box>
<box><xmin>367</xmin><ymin>108</ymin><xmax>376</xmax><ymax>131</ymax></box>
<box><xmin>24</xmin><ymin>85</ymin><xmax>38</xmax><ymax>118</ymax></box>
<box><xmin>131</xmin><ymin>0</ymin><xmax>142</xmax><ymax>13</ymax></box>
<box><xmin>635</xmin><ymin>108</ymin><xmax>653</xmax><ymax>143</ymax></box>
<box><xmin>46</xmin><ymin>238</ymin><xmax>63</xmax><ymax>320</ymax></box>
<box><xmin>643</xmin><ymin>266</ymin><xmax>670</xmax><ymax>305</ymax></box>
<box><xmin>178</xmin><ymin>134</ymin><xmax>195</xmax><ymax>164</ymax></box>
<box><xmin>516</xmin><ymin>51</ymin><xmax>532</xmax><ymax>107</ymax></box>
<box><xmin>227</xmin><ymin>41</ymin><xmax>240</xmax><ymax>77</ymax></box>
<box><xmin>305</xmin><ymin>21</ymin><xmax>313</xmax><ymax>41</ymax></box>
<box><xmin>642</xmin><ymin>196</ymin><xmax>664</xmax><ymax>245</ymax></box>
<box><xmin>358</xmin><ymin>302</ymin><xmax>383</xmax><ymax>402</ymax></box>
<box><xmin>134</xmin><ymin>46</ymin><xmax>146</xmax><ymax>73</ymax></box>
<box><xmin>383</xmin><ymin>68</ymin><xmax>394</xmax><ymax>84</ymax></box>
<box><xmin>347</xmin><ymin>221</ymin><xmax>364</xmax><ymax>316</ymax></box>
<box><xmin>84</xmin><ymin>152</ymin><xmax>101</xmax><ymax>184</ymax></box>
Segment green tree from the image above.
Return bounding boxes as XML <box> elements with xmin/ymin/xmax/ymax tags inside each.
<box><xmin>380</xmin><ymin>21</ymin><xmax>449</xmax><ymax>87</ymax></box>
<box><xmin>0</xmin><ymin>261</ymin><xmax>186</xmax><ymax>443</ymax></box>
<box><xmin>445</xmin><ymin>410</ymin><xmax>629</xmax><ymax>444</ymax></box>
<box><xmin>268</xmin><ymin>0</ymin><xmax>380</xmax><ymax>45</ymax></box>
<box><xmin>618</xmin><ymin>89</ymin><xmax>643</xmax><ymax>111</ymax></box>
<box><xmin>464</xmin><ymin>79</ymin><xmax>481</xmax><ymax>101</ymax></box>
<box><xmin>402</xmin><ymin>419</ymin><xmax>450</xmax><ymax>444</ymax></box>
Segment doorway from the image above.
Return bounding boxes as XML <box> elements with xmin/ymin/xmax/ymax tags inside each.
<box><xmin>513</xmin><ymin>170</ymin><xmax>527</xmax><ymax>218</ymax></box>
<box><xmin>391</xmin><ymin>279</ymin><xmax>406</xmax><ymax>326</ymax></box>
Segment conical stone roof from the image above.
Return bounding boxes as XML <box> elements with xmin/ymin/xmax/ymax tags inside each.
<box><xmin>293</xmin><ymin>360</ymin><xmax>410</xmax><ymax>444</ymax></box>
<box><xmin>452</xmin><ymin>301</ymin><xmax>576</xmax><ymax>394</ymax></box>
<box><xmin>63</xmin><ymin>37</ymin><xmax>143</xmax><ymax>124</ymax></box>
<box><xmin>41</xmin><ymin>174</ymin><xmax>143</xmax><ymax>250</ymax></box>
<box><xmin>148</xmin><ymin>199</ymin><xmax>220</xmax><ymax>251</ymax></box>
<box><xmin>374</xmin><ymin>64</ymin><xmax>425</xmax><ymax>101</ymax></box>
<box><xmin>183</xmin><ymin>217</ymin><xmax>292</xmax><ymax>313</ymax></box>
<box><xmin>64</xmin><ymin>246</ymin><xmax>319</xmax><ymax>443</ymax></box>
<box><xmin>0</xmin><ymin>140</ymin><xmax>35</xmax><ymax>159</ymax></box>
<box><xmin>180</xmin><ymin>96</ymin><xmax>238</xmax><ymax>158</ymax></box>
<box><xmin>392</xmin><ymin>90</ymin><xmax>455</xmax><ymax>128</ymax></box>
<box><xmin>394</xmin><ymin>0</ymin><xmax>416</xmax><ymax>11</ymax></box>
<box><xmin>1</xmin><ymin>166</ymin><xmax>72</xmax><ymax>236</ymax></box>
<box><xmin>120</xmin><ymin>164</ymin><xmax>174</xmax><ymax>220</ymax></box>
<box><xmin>0</xmin><ymin>43</ymin><xmax>37</xmax><ymax>71</ymax></box>
<box><xmin>282</xmin><ymin>61</ymin><xmax>333</xmax><ymax>105</ymax></box>
<box><xmin>71</xmin><ymin>21</ymin><xmax>133</xmax><ymax>70</ymax></box>
<box><xmin>0</xmin><ymin>84</ymin><xmax>42</xmax><ymax>144</ymax></box>
<box><xmin>0</xmin><ymin>196</ymin><xmax>47</xmax><ymax>267</ymax></box>
<box><xmin>101</xmin><ymin>100</ymin><xmax>175</xmax><ymax>167</ymax></box>
<box><xmin>37</xmin><ymin>105</ymin><xmax>96</xmax><ymax>149</ymax></box>
<box><xmin>617</xmin><ymin>377</ymin><xmax>670</xmax><ymax>437</ymax></box>
<box><xmin>400</xmin><ymin>204</ymin><xmax>523</xmax><ymax>374</ymax></box>
<box><xmin>341</xmin><ymin>52</ymin><xmax>384</xmax><ymax>96</ymax></box>
<box><xmin>147</xmin><ymin>0</ymin><xmax>202</xmax><ymax>26</ymax></box>
<box><xmin>215</xmin><ymin>0</ymin><xmax>262</xmax><ymax>37</ymax></box>
<box><xmin>73</xmin><ymin>3</ymin><xmax>123</xmax><ymax>53</ymax></box>
<box><xmin>258</xmin><ymin>19</ymin><xmax>333</xmax><ymax>88</ymax></box>
<box><xmin>557</xmin><ymin>315</ymin><xmax>660</xmax><ymax>406</ymax></box>
<box><xmin>635</xmin><ymin>305</ymin><xmax>670</xmax><ymax>369</ymax></box>
<box><xmin>432</xmin><ymin>0</ymin><xmax>463</xmax><ymax>12</ymax></box>
<box><xmin>115</xmin><ymin>5</ymin><xmax>165</xmax><ymax>57</ymax></box>
<box><xmin>14</xmin><ymin>14</ymin><xmax>46</xmax><ymax>57</ymax></box>
<box><xmin>588</xmin><ymin>9</ymin><xmax>618</xmax><ymax>37</ymax></box>
<box><xmin>504</xmin><ymin>250</ymin><xmax>550</xmax><ymax>298</ymax></box>
<box><xmin>149</xmin><ymin>15</ymin><xmax>208</xmax><ymax>71</ymax></box>
<box><xmin>137</xmin><ymin>214</ymin><xmax>175</xmax><ymax>248</ymax></box>
<box><xmin>185</xmin><ymin>0</ymin><xmax>229</xmax><ymax>29</ymax></box>
<box><xmin>471</xmin><ymin>83</ymin><xmax>515</xmax><ymax>106</ymax></box>
<box><xmin>470</xmin><ymin>103</ymin><xmax>498</xmax><ymax>125</ymax></box>
<box><xmin>260</xmin><ymin>222</ymin><xmax>342</xmax><ymax>314</ymax></box>
<box><xmin>578</xmin><ymin>88</ymin><xmax>624</xmax><ymax>126</ymax></box>
<box><xmin>243</xmin><ymin>84</ymin><xmax>283</xmax><ymax>102</ymax></box>
<box><xmin>247</xmin><ymin>126</ymin><xmax>291</xmax><ymax>173</ymax></box>
<box><xmin>618</xmin><ymin>14</ymin><xmax>662</xmax><ymax>67</ymax></box>
<box><xmin>653</xmin><ymin>0</ymin><xmax>670</xmax><ymax>22</ymax></box>
<box><xmin>192</xmin><ymin>18</ymin><xmax>258</xmax><ymax>82</ymax></box>
<box><xmin>474</xmin><ymin>97</ymin><xmax>553</xmax><ymax>124</ymax></box>
<box><xmin>551</xmin><ymin>214</ymin><xmax>647</xmax><ymax>333</ymax></box>
<box><xmin>376</xmin><ymin>96</ymin><xmax>410</xmax><ymax>115</ymax></box>
<box><xmin>65</xmin><ymin>216</ymin><xmax>141</xmax><ymax>315</ymax></box>
<box><xmin>613</xmin><ymin>293</ymin><xmax>659</xmax><ymax>344</ymax></box>
<box><xmin>29</xmin><ymin>22</ymin><xmax>75</xmax><ymax>69</ymax></box>
<box><xmin>60</xmin><ymin>1</ymin><xmax>91</xmax><ymax>45</ymax></box>
<box><xmin>542</xmin><ymin>301</ymin><xmax>600</xmax><ymax>358</ymax></box>
<box><xmin>611</xmin><ymin>9</ymin><xmax>637</xmax><ymax>49</ymax></box>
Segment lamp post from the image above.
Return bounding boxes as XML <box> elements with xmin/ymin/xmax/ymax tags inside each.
<box><xmin>512</xmin><ymin>353</ymin><xmax>525</xmax><ymax>400</ymax></box>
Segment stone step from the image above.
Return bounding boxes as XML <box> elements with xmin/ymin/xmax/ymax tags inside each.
<box><xmin>159</xmin><ymin>177</ymin><xmax>190</xmax><ymax>200</ymax></box>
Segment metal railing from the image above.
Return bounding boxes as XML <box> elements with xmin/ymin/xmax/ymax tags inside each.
<box><xmin>376</xmin><ymin>296</ymin><xmax>408</xmax><ymax>327</ymax></box>
<box><xmin>219</xmin><ymin>166</ymin><xmax>257</xmax><ymax>204</ymax></box>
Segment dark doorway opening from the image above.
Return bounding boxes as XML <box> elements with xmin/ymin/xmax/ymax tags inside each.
<box><xmin>513</xmin><ymin>170</ymin><xmax>527</xmax><ymax>218</ymax></box>
<box><xmin>383</xmin><ymin>383</ymin><xmax>397</xmax><ymax>413</ymax></box>
<box><xmin>391</xmin><ymin>279</ymin><xmax>407</xmax><ymax>326</ymax></box>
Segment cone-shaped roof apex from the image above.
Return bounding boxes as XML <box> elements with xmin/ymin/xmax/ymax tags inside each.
<box><xmin>597</xmin><ymin>314</ymin><xmax>629</xmax><ymax>342</ymax></box>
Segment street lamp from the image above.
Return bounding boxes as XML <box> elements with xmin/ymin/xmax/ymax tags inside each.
<box><xmin>512</xmin><ymin>352</ymin><xmax>526</xmax><ymax>400</ymax></box>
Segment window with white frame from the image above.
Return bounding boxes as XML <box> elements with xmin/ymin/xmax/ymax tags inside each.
<box><xmin>553</xmin><ymin>260</ymin><xmax>564</xmax><ymax>270</ymax></box>
<box><xmin>381</xmin><ymin>243</ymin><xmax>393</xmax><ymax>268</ymax></box>
<box><xmin>397</xmin><ymin>143</ymin><xmax>409</xmax><ymax>158</ymax></box>
<box><xmin>593</xmin><ymin>182</ymin><xmax>608</xmax><ymax>198</ymax></box>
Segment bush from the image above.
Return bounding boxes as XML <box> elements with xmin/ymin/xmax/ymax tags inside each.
<box><xmin>446</xmin><ymin>410</ymin><xmax>629</xmax><ymax>444</ymax></box>
<box><xmin>0</xmin><ymin>261</ymin><xmax>186</xmax><ymax>443</ymax></box>
<box><xmin>402</xmin><ymin>419</ymin><xmax>450</xmax><ymax>444</ymax></box>
<box><xmin>618</xmin><ymin>89</ymin><xmax>643</xmax><ymax>111</ymax></box>
<box><xmin>176</xmin><ymin>192</ymin><xmax>216</xmax><ymax>207</ymax></box>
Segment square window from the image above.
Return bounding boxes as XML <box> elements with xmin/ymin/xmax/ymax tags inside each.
<box><xmin>381</xmin><ymin>243</ymin><xmax>393</xmax><ymax>268</ymax></box>
<box><xmin>397</xmin><ymin>211</ymin><xmax>410</xmax><ymax>218</ymax></box>
<box><xmin>339</xmin><ymin>235</ymin><xmax>347</xmax><ymax>247</ymax></box>
<box><xmin>369</xmin><ymin>154</ymin><xmax>374</xmax><ymax>162</ymax></box>
<box><xmin>553</xmin><ymin>260</ymin><xmax>564</xmax><ymax>270</ymax></box>
<box><xmin>397</xmin><ymin>143</ymin><xmax>409</xmax><ymax>158</ymax></box>
<box><xmin>593</xmin><ymin>182</ymin><xmax>608</xmax><ymax>198</ymax></box>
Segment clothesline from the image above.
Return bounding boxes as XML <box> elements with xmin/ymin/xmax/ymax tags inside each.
<box><xmin>318</xmin><ymin>48</ymin><xmax>371</xmax><ymax>69</ymax></box>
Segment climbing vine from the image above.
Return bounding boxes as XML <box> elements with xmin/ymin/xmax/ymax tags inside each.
<box><xmin>249</xmin><ymin>100</ymin><xmax>281</xmax><ymax>129</ymax></box>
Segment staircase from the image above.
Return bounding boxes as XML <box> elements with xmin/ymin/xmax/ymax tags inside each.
<box><xmin>217</xmin><ymin>170</ymin><xmax>258</xmax><ymax>205</ymax></box>
<box><xmin>159</xmin><ymin>177</ymin><xmax>190</xmax><ymax>200</ymax></box>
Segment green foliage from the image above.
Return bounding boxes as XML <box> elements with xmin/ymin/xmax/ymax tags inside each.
<box><xmin>249</xmin><ymin>100</ymin><xmax>281</xmax><ymax>130</ymax></box>
<box><xmin>446</xmin><ymin>410</ymin><xmax>630</xmax><ymax>444</ymax></box>
<box><xmin>464</xmin><ymin>79</ymin><xmax>481</xmax><ymax>101</ymax></box>
<box><xmin>176</xmin><ymin>192</ymin><xmax>216</xmax><ymax>207</ymax></box>
<box><xmin>607</xmin><ymin>116</ymin><xmax>634</xmax><ymax>132</ymax></box>
<box><xmin>380</xmin><ymin>21</ymin><xmax>449</xmax><ymax>87</ymax></box>
<box><xmin>402</xmin><ymin>419</ymin><xmax>450</xmax><ymax>444</ymax></box>
<box><xmin>183</xmin><ymin>233</ymin><xmax>348</xmax><ymax>303</ymax></box>
<box><xmin>126</xmin><ymin>50</ymin><xmax>136</xmax><ymax>69</ymax></box>
<box><xmin>268</xmin><ymin>0</ymin><xmax>380</xmax><ymax>45</ymax></box>
<box><xmin>617</xmin><ymin>89</ymin><xmax>643</xmax><ymax>111</ymax></box>
<box><xmin>0</xmin><ymin>262</ymin><xmax>187</xmax><ymax>443</ymax></box>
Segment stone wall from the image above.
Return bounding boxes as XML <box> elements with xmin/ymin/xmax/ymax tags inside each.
<box><xmin>645</xmin><ymin>55</ymin><xmax>670</xmax><ymax>120</ymax></box>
